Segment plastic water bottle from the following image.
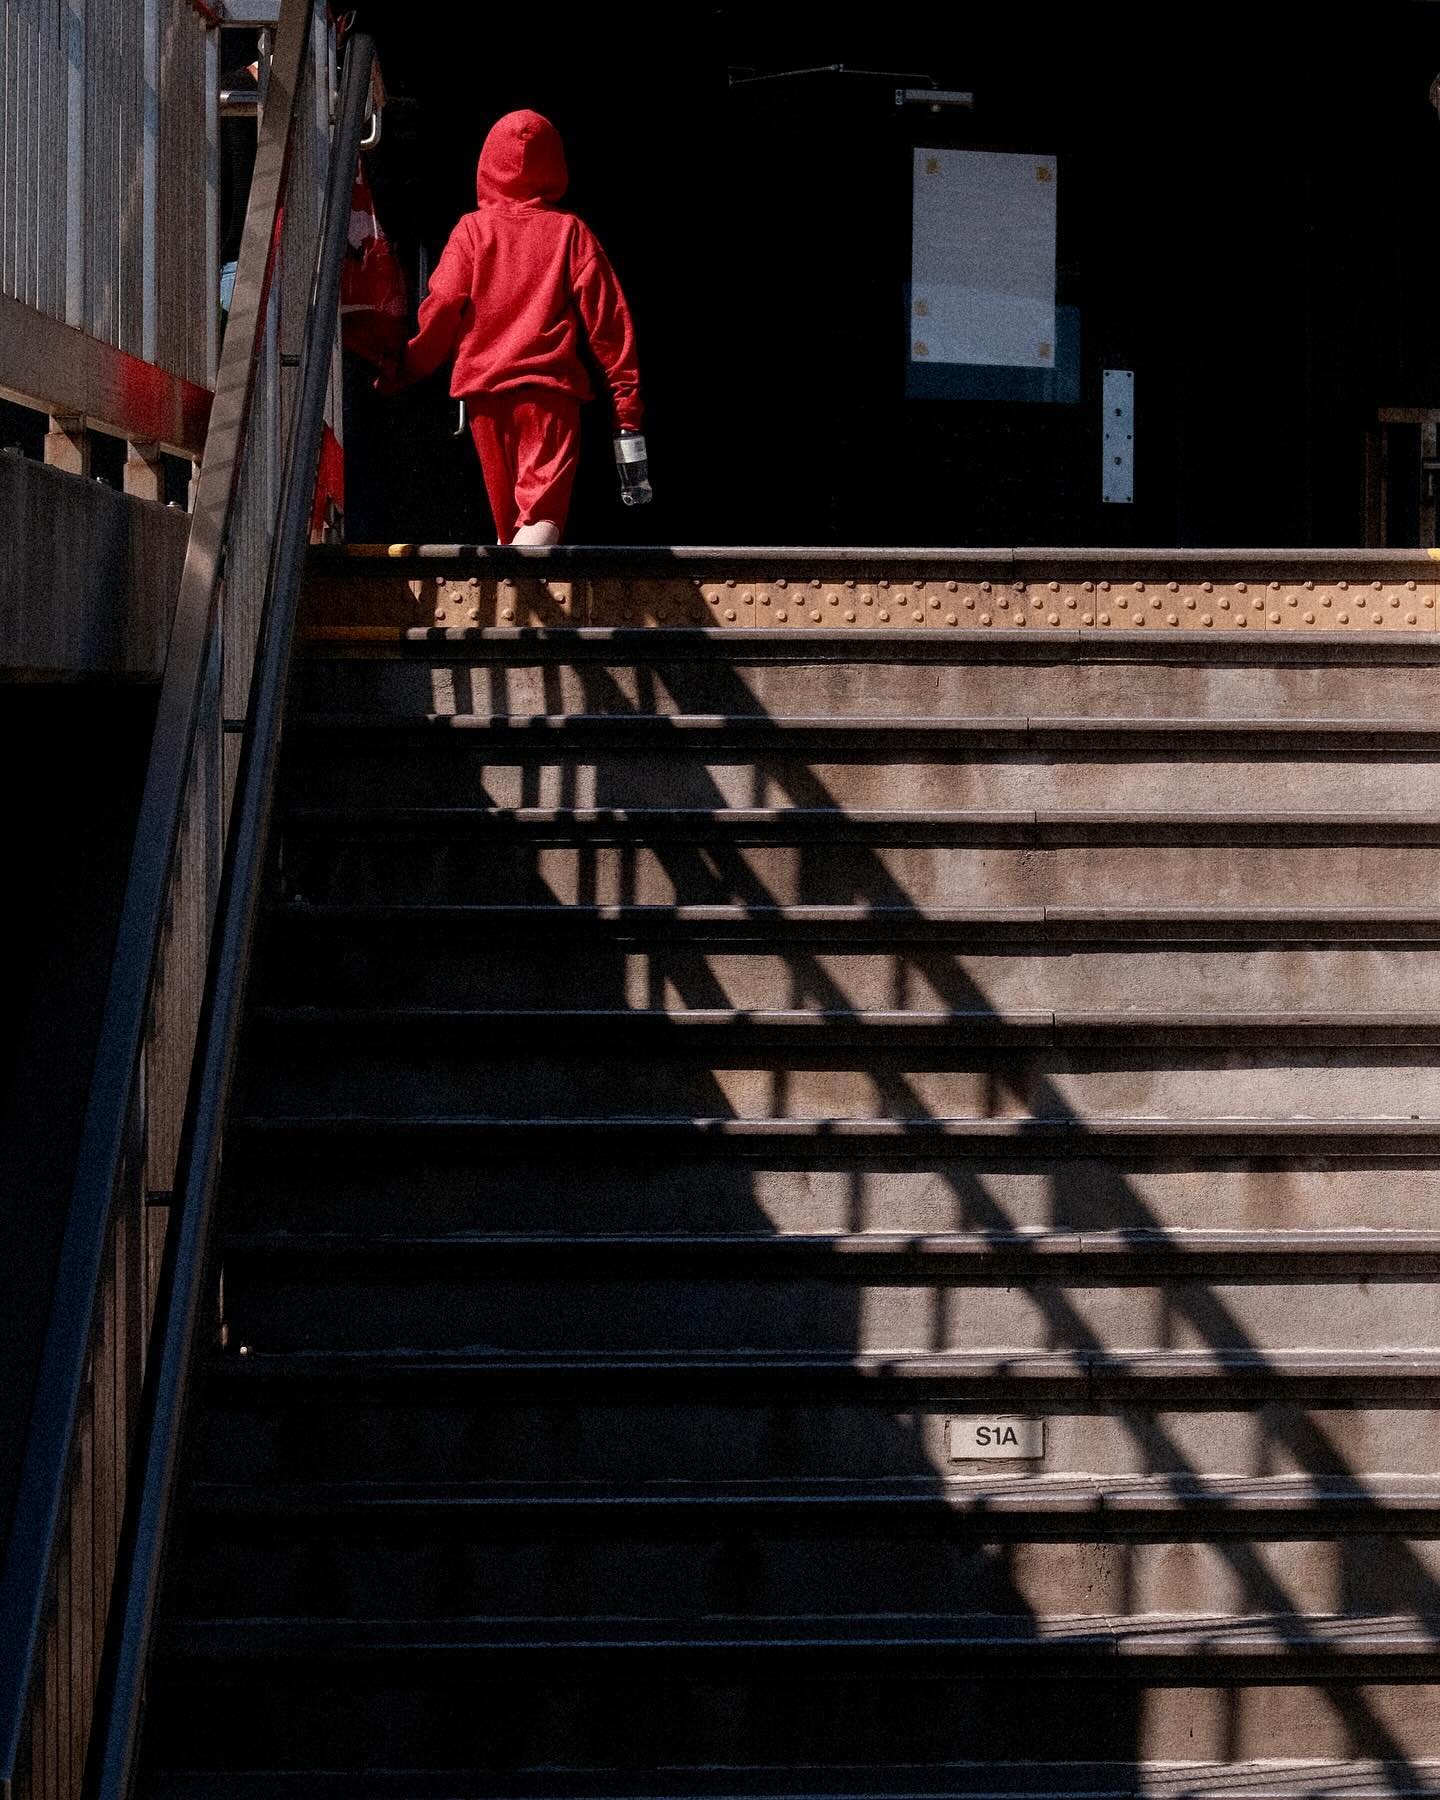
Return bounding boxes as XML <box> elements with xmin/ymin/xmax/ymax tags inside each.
<box><xmin>614</xmin><ymin>429</ymin><xmax>653</xmax><ymax>506</ymax></box>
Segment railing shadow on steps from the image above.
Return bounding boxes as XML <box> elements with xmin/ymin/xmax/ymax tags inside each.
<box><xmin>0</xmin><ymin>7</ymin><xmax>376</xmax><ymax>1799</ymax></box>
<box><xmin>410</xmin><ymin>596</ymin><xmax>1440</xmax><ymax>1788</ymax></box>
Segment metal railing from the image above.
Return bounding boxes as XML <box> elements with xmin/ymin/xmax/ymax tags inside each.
<box><xmin>0</xmin><ymin>5</ymin><xmax>371</xmax><ymax>1795</ymax></box>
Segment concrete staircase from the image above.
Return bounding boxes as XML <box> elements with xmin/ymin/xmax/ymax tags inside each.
<box><xmin>140</xmin><ymin>550</ymin><xmax>1440</xmax><ymax>1798</ymax></box>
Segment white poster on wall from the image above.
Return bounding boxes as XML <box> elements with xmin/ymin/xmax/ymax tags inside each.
<box><xmin>910</xmin><ymin>148</ymin><xmax>1057</xmax><ymax>369</ymax></box>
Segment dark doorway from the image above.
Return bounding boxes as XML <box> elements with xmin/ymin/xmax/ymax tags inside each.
<box><xmin>348</xmin><ymin>4</ymin><xmax>1440</xmax><ymax>547</ymax></box>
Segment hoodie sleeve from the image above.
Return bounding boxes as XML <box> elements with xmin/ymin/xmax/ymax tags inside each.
<box><xmin>402</xmin><ymin>221</ymin><xmax>473</xmax><ymax>382</ymax></box>
<box><xmin>571</xmin><ymin>228</ymin><xmax>642</xmax><ymax>431</ymax></box>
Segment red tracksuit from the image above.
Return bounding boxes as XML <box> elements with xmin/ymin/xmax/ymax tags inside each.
<box><xmin>400</xmin><ymin>110</ymin><xmax>642</xmax><ymax>542</ymax></box>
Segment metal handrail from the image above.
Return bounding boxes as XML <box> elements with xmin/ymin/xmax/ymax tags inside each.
<box><xmin>0</xmin><ymin>4</ymin><xmax>370</xmax><ymax>1793</ymax></box>
<box><xmin>81</xmin><ymin>28</ymin><xmax>376</xmax><ymax>1800</ymax></box>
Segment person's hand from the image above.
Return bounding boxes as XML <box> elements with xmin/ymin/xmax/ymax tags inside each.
<box><xmin>372</xmin><ymin>351</ymin><xmax>406</xmax><ymax>396</ymax></box>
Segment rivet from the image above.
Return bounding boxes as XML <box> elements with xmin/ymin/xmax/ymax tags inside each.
<box><xmin>1372</xmin><ymin>613</ymin><xmax>1383</xmax><ymax>625</ymax></box>
<box><xmin>468</xmin><ymin>577</ymin><xmax>479</xmax><ymax>588</ymax></box>
<box><xmin>1014</xmin><ymin>581</ymin><xmax>1026</xmax><ymax>591</ymax></box>
<box><xmin>777</xmin><ymin>578</ymin><xmax>788</xmax><ymax>589</ymax></box>
<box><xmin>760</xmin><ymin>595</ymin><xmax>771</xmax><ymax>606</ymax></box>
<box><xmin>1049</xmin><ymin>580</ymin><xmax>1060</xmax><ymax>591</ymax></box>
<box><xmin>880</xmin><ymin>579</ymin><xmax>891</xmax><ymax>589</ymax></box>
<box><xmin>863</xmin><ymin>595</ymin><xmax>874</xmax><ymax>606</ymax></box>
<box><xmin>1322</xmin><ymin>596</ymin><xmax>1332</xmax><ymax>607</ymax></box>
<box><xmin>725</xmin><ymin>609</ymin><xmax>737</xmax><ymax>622</ymax></box>
<box><xmin>1083</xmin><ymin>580</ymin><xmax>1095</xmax><ymax>592</ymax></box>
<box><xmin>1305</xmin><ymin>579</ymin><xmax>1316</xmax><ymax>591</ymax></box>
<box><xmin>1303</xmin><ymin>612</ymin><xmax>1314</xmax><ymax>624</ymax></box>
<box><xmin>1081</xmin><ymin>612</ymin><xmax>1095</xmax><ymax>626</ymax></box>
<box><xmin>877</xmin><ymin>610</ymin><xmax>889</xmax><ymax>621</ymax></box>
<box><xmin>1236</xmin><ymin>582</ymin><xmax>1247</xmax><ymax>592</ymax></box>
<box><xmin>501</xmin><ymin>608</ymin><xmax>515</xmax><ymax>622</ymax></box>
<box><xmin>811</xmin><ymin>578</ymin><xmax>821</xmax><ymax>589</ymax></box>
<box><xmin>1065</xmin><ymin>597</ymin><xmax>1076</xmax><ymax>609</ymax></box>
<box><xmin>742</xmin><ymin>592</ymin><xmax>753</xmax><ymax>603</ymax></box>
<box><xmin>1133</xmin><ymin>614</ymin><xmax>1145</xmax><ymax>627</ymax></box>
<box><xmin>1185</xmin><ymin>598</ymin><xmax>1196</xmax><ymax>610</ymax></box>
<box><xmin>981</xmin><ymin>580</ymin><xmax>992</xmax><ymax>592</ymax></box>
<box><xmin>1167</xmin><ymin>614</ymin><xmax>1179</xmax><ymax>626</ymax></box>
<box><xmin>1048</xmin><ymin>614</ymin><xmax>1060</xmax><ymax>626</ymax></box>
<box><xmin>810</xmin><ymin>610</ymin><xmax>821</xmax><ymax>622</ymax></box>
<box><xmin>980</xmin><ymin>612</ymin><xmax>992</xmax><ymax>625</ymax></box>
<box><xmin>1219</xmin><ymin>598</ymin><xmax>1230</xmax><ymax>610</ymax></box>
<box><xmin>946</xmin><ymin>613</ymin><xmax>958</xmax><ymax>626</ymax></box>
<box><xmin>1270</xmin><ymin>581</ymin><xmax>1281</xmax><ymax>590</ymax></box>
<box><xmin>915</xmin><ymin>578</ymin><xmax>926</xmax><ymax>589</ymax></box>
<box><xmin>1100</xmin><ymin>580</ymin><xmax>1111</xmax><ymax>591</ymax></box>
<box><xmin>1201</xmin><ymin>615</ymin><xmax>1212</xmax><ymax>627</ymax></box>
<box><xmin>1151</xmin><ymin>597</ymin><xmax>1162</xmax><ymax>609</ymax></box>
<box><xmin>947</xmin><ymin>580</ymin><xmax>958</xmax><ymax>592</ymax></box>
<box><xmin>829</xmin><ymin>594</ymin><xmax>839</xmax><ymax>605</ymax></box>
<box><xmin>845</xmin><ymin>578</ymin><xmax>856</xmax><ymax>588</ymax></box>
<box><xmin>1407</xmin><ymin>579</ymin><xmax>1417</xmax><ymax>590</ymax></box>
<box><xmin>845</xmin><ymin>610</ymin><xmax>856</xmax><ymax>622</ymax></box>
<box><xmin>1236</xmin><ymin>615</ymin><xmax>1248</xmax><ymax>628</ymax></box>
<box><xmin>776</xmin><ymin>610</ymin><xmax>788</xmax><ymax>622</ymax></box>
<box><xmin>1338</xmin><ymin>612</ymin><xmax>1350</xmax><ymax>624</ymax></box>
<box><xmin>1202</xmin><ymin>581</ymin><xmax>1214</xmax><ymax>593</ymax></box>
<box><xmin>1013</xmin><ymin>613</ymin><xmax>1027</xmax><ymax>626</ymax></box>
<box><xmin>932</xmin><ymin>597</ymin><xmax>942</xmax><ymax>609</ymax></box>
<box><xmin>1269</xmin><ymin>612</ymin><xmax>1280</xmax><ymax>624</ymax></box>
<box><xmin>1098</xmin><ymin>612</ymin><xmax>1110</xmax><ymax>625</ymax></box>
<box><xmin>1134</xmin><ymin>581</ymin><xmax>1145</xmax><ymax>592</ymax></box>
<box><xmin>1428</xmin><ymin>598</ymin><xmax>1436</xmax><ymax>608</ymax></box>
<box><xmin>912</xmin><ymin>610</ymin><xmax>924</xmax><ymax>622</ymax></box>
<box><xmin>1168</xmin><ymin>582</ymin><xmax>1179</xmax><ymax>592</ymax></box>
<box><xmin>1338</xmin><ymin>580</ymin><xmax>1349</xmax><ymax>590</ymax></box>
<box><xmin>1287</xmin><ymin>595</ymin><xmax>1298</xmax><ymax>607</ymax></box>
<box><xmin>1252</xmin><ymin>599</ymin><xmax>1264</xmax><ymax>611</ymax></box>
<box><xmin>1407</xmin><ymin>613</ymin><xmax>1418</xmax><ymax>625</ymax></box>
<box><xmin>433</xmin><ymin>610</ymin><xmax>445</xmax><ymax>622</ymax></box>
<box><xmin>1391</xmin><ymin>597</ymin><xmax>1401</xmax><ymax>608</ymax></box>
<box><xmin>965</xmin><ymin>597</ymin><xmax>976</xmax><ymax>609</ymax></box>
<box><xmin>467</xmin><ymin>608</ymin><xmax>480</xmax><ymax>622</ymax></box>
<box><xmin>1373</xmin><ymin>581</ymin><xmax>1383</xmax><ymax>591</ymax></box>
<box><xmin>725</xmin><ymin>577</ymin><xmax>736</xmax><ymax>587</ymax></box>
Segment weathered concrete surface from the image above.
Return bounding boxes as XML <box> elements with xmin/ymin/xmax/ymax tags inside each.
<box><xmin>0</xmin><ymin>451</ymin><xmax>187</xmax><ymax>679</ymax></box>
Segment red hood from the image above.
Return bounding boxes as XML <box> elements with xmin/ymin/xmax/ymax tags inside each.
<box><xmin>476</xmin><ymin>110</ymin><xmax>568</xmax><ymax>206</ymax></box>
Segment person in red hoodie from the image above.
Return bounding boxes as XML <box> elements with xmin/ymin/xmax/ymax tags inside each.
<box><xmin>380</xmin><ymin>109</ymin><xmax>642</xmax><ymax>545</ymax></box>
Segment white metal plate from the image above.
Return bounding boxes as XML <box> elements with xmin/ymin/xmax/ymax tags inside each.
<box><xmin>910</xmin><ymin>149</ymin><xmax>1057</xmax><ymax>368</ymax></box>
<box><xmin>1103</xmin><ymin>367</ymin><xmax>1135</xmax><ymax>504</ymax></box>
<box><xmin>947</xmin><ymin>1416</ymin><xmax>1046</xmax><ymax>1460</ymax></box>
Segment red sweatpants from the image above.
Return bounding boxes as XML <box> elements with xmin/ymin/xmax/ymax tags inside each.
<box><xmin>467</xmin><ymin>389</ymin><xmax>581</xmax><ymax>543</ymax></box>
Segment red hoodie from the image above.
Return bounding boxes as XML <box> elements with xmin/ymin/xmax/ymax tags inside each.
<box><xmin>402</xmin><ymin>110</ymin><xmax>642</xmax><ymax>430</ymax></box>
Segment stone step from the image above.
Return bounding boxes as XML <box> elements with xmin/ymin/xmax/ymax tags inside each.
<box><xmin>282</xmin><ymin>712</ymin><xmax>1440</xmax><ymax>812</ymax></box>
<box><xmin>192</xmin><ymin>1365</ymin><xmax>1440</xmax><ymax>1488</ymax></box>
<box><xmin>219</xmin><ymin>1251</ymin><xmax>1440</xmax><ymax>1357</ymax></box>
<box><xmin>139</xmin><ymin>1759</ymin><xmax>1440</xmax><ymax>1800</ymax></box>
<box><xmin>140</xmin><ymin>1610</ymin><xmax>1440</xmax><ymax>1768</ymax></box>
<box><xmin>238</xmin><ymin>1040</ymin><xmax>1440</xmax><ymax>1124</ymax></box>
<box><xmin>218</xmin><ymin>1156</ymin><xmax>1440</xmax><ymax>1239</ymax></box>
<box><xmin>274</xmin><ymin>816</ymin><xmax>1440</xmax><ymax>909</ymax></box>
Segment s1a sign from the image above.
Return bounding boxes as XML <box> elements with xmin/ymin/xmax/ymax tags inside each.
<box><xmin>947</xmin><ymin>1416</ymin><xmax>1046</xmax><ymax>1460</ymax></box>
